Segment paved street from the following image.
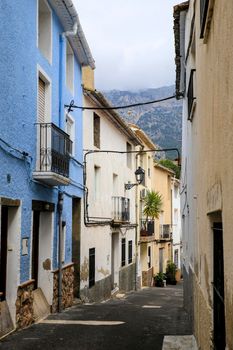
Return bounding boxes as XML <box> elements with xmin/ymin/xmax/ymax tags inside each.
<box><xmin>0</xmin><ymin>283</ymin><xmax>191</xmax><ymax>350</ymax></box>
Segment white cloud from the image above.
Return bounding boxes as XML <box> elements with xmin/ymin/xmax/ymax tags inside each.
<box><xmin>73</xmin><ymin>0</ymin><xmax>179</xmax><ymax>90</ymax></box>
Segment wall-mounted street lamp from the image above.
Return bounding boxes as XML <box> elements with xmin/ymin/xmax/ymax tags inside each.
<box><xmin>125</xmin><ymin>166</ymin><xmax>145</xmax><ymax>190</ymax></box>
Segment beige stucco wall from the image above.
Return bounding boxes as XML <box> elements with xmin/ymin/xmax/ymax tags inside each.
<box><xmin>181</xmin><ymin>0</ymin><xmax>233</xmax><ymax>348</ymax></box>
<box><xmin>152</xmin><ymin>164</ymin><xmax>173</xmax><ymax>237</ymax></box>
<box><xmin>132</xmin><ymin>128</ymin><xmax>173</xmax><ymax>281</ymax></box>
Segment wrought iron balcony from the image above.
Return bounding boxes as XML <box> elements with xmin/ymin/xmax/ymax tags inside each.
<box><xmin>140</xmin><ymin>220</ymin><xmax>155</xmax><ymax>243</ymax></box>
<box><xmin>140</xmin><ymin>220</ymin><xmax>154</xmax><ymax>236</ymax></box>
<box><xmin>112</xmin><ymin>196</ymin><xmax>130</xmax><ymax>224</ymax></box>
<box><xmin>33</xmin><ymin>123</ymin><xmax>72</xmax><ymax>186</ymax></box>
<box><xmin>159</xmin><ymin>224</ymin><xmax>172</xmax><ymax>240</ymax></box>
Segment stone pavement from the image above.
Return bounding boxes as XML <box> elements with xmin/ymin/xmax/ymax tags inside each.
<box><xmin>0</xmin><ymin>282</ymin><xmax>193</xmax><ymax>350</ymax></box>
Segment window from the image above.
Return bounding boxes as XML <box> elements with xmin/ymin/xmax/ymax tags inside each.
<box><xmin>148</xmin><ymin>156</ymin><xmax>151</xmax><ymax>178</ymax></box>
<box><xmin>66</xmin><ymin>114</ymin><xmax>75</xmax><ymax>155</ymax></box>
<box><xmin>140</xmin><ymin>154</ymin><xmax>146</xmax><ymax>186</ymax></box>
<box><xmin>94</xmin><ymin>166</ymin><xmax>100</xmax><ymax>200</ymax></box>
<box><xmin>126</xmin><ymin>142</ymin><xmax>132</xmax><ymax>168</ymax></box>
<box><xmin>66</xmin><ymin>41</ymin><xmax>74</xmax><ymax>94</ymax></box>
<box><xmin>113</xmin><ymin>173</ymin><xmax>118</xmax><ymax>196</ymax></box>
<box><xmin>148</xmin><ymin>246</ymin><xmax>151</xmax><ymax>269</ymax></box>
<box><xmin>93</xmin><ymin>113</ymin><xmax>100</xmax><ymax>148</ymax></box>
<box><xmin>200</xmin><ymin>0</ymin><xmax>209</xmax><ymax>38</ymax></box>
<box><xmin>121</xmin><ymin>238</ymin><xmax>126</xmax><ymax>267</ymax></box>
<box><xmin>37</xmin><ymin>68</ymin><xmax>51</xmax><ymax>123</ymax></box>
<box><xmin>187</xmin><ymin>69</ymin><xmax>196</xmax><ymax>120</ymax></box>
<box><xmin>38</xmin><ymin>0</ymin><xmax>52</xmax><ymax>62</ymax></box>
<box><xmin>89</xmin><ymin>248</ymin><xmax>95</xmax><ymax>288</ymax></box>
<box><xmin>128</xmin><ymin>240</ymin><xmax>132</xmax><ymax>264</ymax></box>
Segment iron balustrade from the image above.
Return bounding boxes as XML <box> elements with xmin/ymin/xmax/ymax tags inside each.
<box><xmin>160</xmin><ymin>224</ymin><xmax>172</xmax><ymax>239</ymax></box>
<box><xmin>112</xmin><ymin>196</ymin><xmax>130</xmax><ymax>222</ymax></box>
<box><xmin>140</xmin><ymin>220</ymin><xmax>154</xmax><ymax>237</ymax></box>
<box><xmin>200</xmin><ymin>0</ymin><xmax>209</xmax><ymax>38</ymax></box>
<box><xmin>37</xmin><ymin>123</ymin><xmax>72</xmax><ymax>177</ymax></box>
<box><xmin>187</xmin><ymin>69</ymin><xmax>196</xmax><ymax>119</ymax></box>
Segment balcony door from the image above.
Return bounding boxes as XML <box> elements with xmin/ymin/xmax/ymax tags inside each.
<box><xmin>0</xmin><ymin>206</ymin><xmax>8</xmax><ymax>300</ymax></box>
<box><xmin>38</xmin><ymin>78</ymin><xmax>45</xmax><ymax>123</ymax></box>
<box><xmin>159</xmin><ymin>248</ymin><xmax>164</xmax><ymax>273</ymax></box>
<box><xmin>32</xmin><ymin>210</ymin><xmax>40</xmax><ymax>289</ymax></box>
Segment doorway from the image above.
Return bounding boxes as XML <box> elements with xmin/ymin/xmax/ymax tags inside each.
<box><xmin>111</xmin><ymin>232</ymin><xmax>119</xmax><ymax>289</ymax></box>
<box><xmin>213</xmin><ymin>222</ymin><xmax>226</xmax><ymax>349</ymax></box>
<box><xmin>0</xmin><ymin>206</ymin><xmax>8</xmax><ymax>300</ymax></box>
<box><xmin>32</xmin><ymin>211</ymin><xmax>40</xmax><ymax>289</ymax></box>
<box><xmin>72</xmin><ymin>198</ymin><xmax>81</xmax><ymax>298</ymax></box>
<box><xmin>159</xmin><ymin>248</ymin><xmax>164</xmax><ymax>273</ymax></box>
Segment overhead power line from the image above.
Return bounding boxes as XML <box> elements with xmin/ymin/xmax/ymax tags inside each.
<box><xmin>65</xmin><ymin>95</ymin><xmax>176</xmax><ymax>112</ymax></box>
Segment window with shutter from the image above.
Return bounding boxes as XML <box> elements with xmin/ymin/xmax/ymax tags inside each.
<box><xmin>38</xmin><ymin>78</ymin><xmax>45</xmax><ymax>123</ymax></box>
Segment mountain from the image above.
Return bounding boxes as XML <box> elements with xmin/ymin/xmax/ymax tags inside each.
<box><xmin>103</xmin><ymin>86</ymin><xmax>182</xmax><ymax>159</ymax></box>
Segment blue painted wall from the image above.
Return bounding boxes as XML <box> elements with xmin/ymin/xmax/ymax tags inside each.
<box><xmin>0</xmin><ymin>0</ymin><xmax>83</xmax><ymax>283</ymax></box>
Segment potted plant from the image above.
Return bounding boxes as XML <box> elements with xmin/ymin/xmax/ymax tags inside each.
<box><xmin>165</xmin><ymin>261</ymin><xmax>177</xmax><ymax>285</ymax></box>
<box><xmin>154</xmin><ymin>272</ymin><xmax>166</xmax><ymax>287</ymax></box>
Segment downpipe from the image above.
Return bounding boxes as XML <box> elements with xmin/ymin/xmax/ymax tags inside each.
<box><xmin>58</xmin><ymin>192</ymin><xmax>64</xmax><ymax>312</ymax></box>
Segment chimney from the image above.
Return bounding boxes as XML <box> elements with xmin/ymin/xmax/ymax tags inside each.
<box><xmin>82</xmin><ymin>66</ymin><xmax>95</xmax><ymax>91</ymax></box>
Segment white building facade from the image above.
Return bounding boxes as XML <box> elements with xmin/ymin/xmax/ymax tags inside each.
<box><xmin>80</xmin><ymin>86</ymin><xmax>142</xmax><ymax>301</ymax></box>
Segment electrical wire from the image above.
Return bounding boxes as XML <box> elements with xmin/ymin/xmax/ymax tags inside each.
<box><xmin>65</xmin><ymin>95</ymin><xmax>176</xmax><ymax>112</ymax></box>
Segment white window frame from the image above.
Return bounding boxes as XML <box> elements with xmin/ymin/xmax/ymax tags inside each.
<box><xmin>37</xmin><ymin>0</ymin><xmax>53</xmax><ymax>64</ymax></box>
<box><xmin>65</xmin><ymin>113</ymin><xmax>75</xmax><ymax>156</ymax></box>
<box><xmin>37</xmin><ymin>65</ymin><xmax>51</xmax><ymax>123</ymax></box>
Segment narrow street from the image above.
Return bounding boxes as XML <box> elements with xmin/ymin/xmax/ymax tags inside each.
<box><xmin>0</xmin><ymin>283</ymin><xmax>191</xmax><ymax>350</ymax></box>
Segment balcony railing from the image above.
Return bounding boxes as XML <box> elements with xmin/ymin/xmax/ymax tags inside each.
<box><xmin>140</xmin><ymin>220</ymin><xmax>154</xmax><ymax>237</ymax></box>
<box><xmin>33</xmin><ymin>123</ymin><xmax>72</xmax><ymax>185</ymax></box>
<box><xmin>200</xmin><ymin>0</ymin><xmax>209</xmax><ymax>38</ymax></box>
<box><xmin>112</xmin><ymin>197</ymin><xmax>130</xmax><ymax>223</ymax></box>
<box><xmin>159</xmin><ymin>224</ymin><xmax>172</xmax><ymax>240</ymax></box>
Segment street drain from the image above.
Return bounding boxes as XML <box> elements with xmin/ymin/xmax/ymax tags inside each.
<box><xmin>142</xmin><ymin>305</ymin><xmax>162</xmax><ymax>309</ymax></box>
<box><xmin>40</xmin><ymin>320</ymin><xmax>125</xmax><ymax>326</ymax></box>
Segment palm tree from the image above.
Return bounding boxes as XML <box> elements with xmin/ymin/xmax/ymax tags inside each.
<box><xmin>143</xmin><ymin>190</ymin><xmax>163</xmax><ymax>221</ymax></box>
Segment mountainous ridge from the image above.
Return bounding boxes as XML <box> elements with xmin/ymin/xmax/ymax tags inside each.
<box><xmin>103</xmin><ymin>85</ymin><xmax>182</xmax><ymax>158</ymax></box>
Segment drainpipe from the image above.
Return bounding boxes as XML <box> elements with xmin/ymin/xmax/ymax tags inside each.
<box><xmin>59</xmin><ymin>35</ymin><xmax>66</xmax><ymax>129</ymax></box>
<box><xmin>60</xmin><ymin>23</ymin><xmax>78</xmax><ymax>128</ymax></box>
<box><xmin>58</xmin><ymin>192</ymin><xmax>64</xmax><ymax>312</ymax></box>
<box><xmin>57</xmin><ymin>23</ymin><xmax>78</xmax><ymax>312</ymax></box>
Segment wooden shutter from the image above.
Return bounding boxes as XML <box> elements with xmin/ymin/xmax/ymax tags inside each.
<box><xmin>38</xmin><ymin>78</ymin><xmax>45</xmax><ymax>123</ymax></box>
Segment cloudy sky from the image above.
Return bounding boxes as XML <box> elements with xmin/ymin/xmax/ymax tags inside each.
<box><xmin>73</xmin><ymin>0</ymin><xmax>179</xmax><ymax>91</ymax></box>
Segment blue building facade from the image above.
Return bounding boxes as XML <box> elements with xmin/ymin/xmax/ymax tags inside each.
<box><xmin>0</xmin><ymin>0</ymin><xmax>94</xmax><ymax>333</ymax></box>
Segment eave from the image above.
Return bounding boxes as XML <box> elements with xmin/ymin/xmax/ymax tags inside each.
<box><xmin>173</xmin><ymin>1</ymin><xmax>189</xmax><ymax>98</ymax></box>
<box><xmin>49</xmin><ymin>0</ymin><xmax>95</xmax><ymax>69</ymax></box>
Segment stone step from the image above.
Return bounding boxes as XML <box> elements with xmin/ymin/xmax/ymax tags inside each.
<box><xmin>162</xmin><ymin>335</ymin><xmax>198</xmax><ymax>350</ymax></box>
<box><xmin>0</xmin><ymin>301</ymin><xmax>14</xmax><ymax>339</ymax></box>
<box><xmin>32</xmin><ymin>288</ymin><xmax>50</xmax><ymax>321</ymax></box>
